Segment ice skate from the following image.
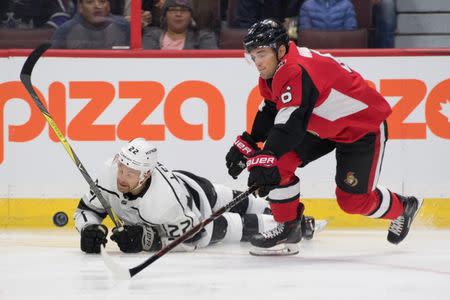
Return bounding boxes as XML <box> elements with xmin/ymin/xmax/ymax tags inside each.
<box><xmin>302</xmin><ymin>216</ymin><xmax>328</xmax><ymax>240</ymax></box>
<box><xmin>262</xmin><ymin>207</ymin><xmax>326</xmax><ymax>240</ymax></box>
<box><xmin>249</xmin><ymin>204</ymin><xmax>304</xmax><ymax>256</ymax></box>
<box><xmin>387</xmin><ymin>196</ymin><xmax>423</xmax><ymax>244</ymax></box>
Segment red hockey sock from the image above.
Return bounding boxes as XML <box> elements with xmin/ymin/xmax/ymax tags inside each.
<box><xmin>269</xmin><ymin>200</ymin><xmax>299</xmax><ymax>222</ymax></box>
<box><xmin>382</xmin><ymin>192</ymin><xmax>404</xmax><ymax>219</ymax></box>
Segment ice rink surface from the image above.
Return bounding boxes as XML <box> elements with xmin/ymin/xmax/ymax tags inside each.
<box><xmin>1</xmin><ymin>229</ymin><xmax>449</xmax><ymax>300</ymax></box>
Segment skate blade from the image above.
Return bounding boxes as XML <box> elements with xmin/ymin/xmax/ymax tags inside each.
<box><xmin>409</xmin><ymin>197</ymin><xmax>424</xmax><ymax>229</ymax></box>
<box><xmin>414</xmin><ymin>198</ymin><xmax>424</xmax><ymax>219</ymax></box>
<box><xmin>314</xmin><ymin>219</ymin><xmax>328</xmax><ymax>234</ymax></box>
<box><xmin>249</xmin><ymin>243</ymin><xmax>299</xmax><ymax>256</ymax></box>
<box><xmin>407</xmin><ymin>197</ymin><xmax>424</xmax><ymax>228</ymax></box>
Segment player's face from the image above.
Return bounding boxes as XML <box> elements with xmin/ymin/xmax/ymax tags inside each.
<box><xmin>165</xmin><ymin>6</ymin><xmax>192</xmax><ymax>34</ymax></box>
<box><xmin>116</xmin><ymin>162</ymin><xmax>141</xmax><ymax>193</ymax></box>
<box><xmin>79</xmin><ymin>0</ymin><xmax>110</xmax><ymax>25</ymax></box>
<box><xmin>249</xmin><ymin>47</ymin><xmax>278</xmax><ymax>79</ymax></box>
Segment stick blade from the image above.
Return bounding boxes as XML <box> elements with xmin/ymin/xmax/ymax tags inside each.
<box><xmin>20</xmin><ymin>42</ymin><xmax>52</xmax><ymax>78</ymax></box>
<box><xmin>100</xmin><ymin>245</ymin><xmax>132</xmax><ymax>280</ymax></box>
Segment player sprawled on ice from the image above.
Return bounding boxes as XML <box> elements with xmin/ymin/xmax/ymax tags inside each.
<box><xmin>225</xmin><ymin>19</ymin><xmax>423</xmax><ymax>256</ymax></box>
<box><xmin>74</xmin><ymin>138</ymin><xmax>324</xmax><ymax>254</ymax></box>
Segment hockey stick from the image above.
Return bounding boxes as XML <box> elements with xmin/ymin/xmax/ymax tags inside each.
<box><xmin>101</xmin><ymin>185</ymin><xmax>258</xmax><ymax>279</ymax></box>
<box><xmin>19</xmin><ymin>43</ymin><xmax>123</xmax><ymax>229</ymax></box>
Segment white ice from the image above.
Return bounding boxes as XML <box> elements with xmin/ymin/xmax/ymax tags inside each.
<box><xmin>1</xmin><ymin>229</ymin><xmax>449</xmax><ymax>300</ymax></box>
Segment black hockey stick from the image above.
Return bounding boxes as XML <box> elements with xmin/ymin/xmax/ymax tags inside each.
<box><xmin>20</xmin><ymin>43</ymin><xmax>123</xmax><ymax>229</ymax></box>
<box><xmin>101</xmin><ymin>185</ymin><xmax>258</xmax><ymax>279</ymax></box>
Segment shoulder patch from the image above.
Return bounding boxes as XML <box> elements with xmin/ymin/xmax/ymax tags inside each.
<box><xmin>280</xmin><ymin>86</ymin><xmax>293</xmax><ymax>104</ymax></box>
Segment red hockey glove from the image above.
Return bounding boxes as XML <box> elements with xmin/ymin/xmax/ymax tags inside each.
<box><xmin>247</xmin><ymin>150</ymin><xmax>281</xmax><ymax>197</ymax></box>
<box><xmin>225</xmin><ymin>132</ymin><xmax>258</xmax><ymax>179</ymax></box>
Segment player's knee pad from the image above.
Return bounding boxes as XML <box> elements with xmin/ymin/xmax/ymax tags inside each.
<box><xmin>211</xmin><ymin>213</ymin><xmax>243</xmax><ymax>244</ymax></box>
<box><xmin>335</xmin><ymin>187</ymin><xmax>377</xmax><ymax>215</ymax></box>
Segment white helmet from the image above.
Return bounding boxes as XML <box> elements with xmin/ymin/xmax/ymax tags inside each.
<box><xmin>118</xmin><ymin>138</ymin><xmax>158</xmax><ymax>183</ymax></box>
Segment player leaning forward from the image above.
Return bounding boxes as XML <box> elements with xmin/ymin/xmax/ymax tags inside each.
<box><xmin>74</xmin><ymin>138</ymin><xmax>322</xmax><ymax>254</ymax></box>
<box><xmin>225</xmin><ymin>19</ymin><xmax>423</xmax><ymax>256</ymax></box>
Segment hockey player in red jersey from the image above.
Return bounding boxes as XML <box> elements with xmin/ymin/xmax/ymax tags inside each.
<box><xmin>225</xmin><ymin>19</ymin><xmax>423</xmax><ymax>256</ymax></box>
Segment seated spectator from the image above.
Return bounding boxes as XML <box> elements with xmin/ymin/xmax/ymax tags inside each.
<box><xmin>234</xmin><ymin>0</ymin><xmax>304</xmax><ymax>29</ymax></box>
<box><xmin>142</xmin><ymin>0</ymin><xmax>217</xmax><ymax>50</ymax></box>
<box><xmin>0</xmin><ymin>0</ymin><xmax>71</xmax><ymax>29</ymax></box>
<box><xmin>221</xmin><ymin>0</ymin><xmax>228</xmax><ymax>21</ymax></box>
<box><xmin>51</xmin><ymin>0</ymin><xmax>130</xmax><ymax>49</ymax></box>
<box><xmin>299</xmin><ymin>0</ymin><xmax>357</xmax><ymax>30</ymax></box>
<box><xmin>124</xmin><ymin>0</ymin><xmax>153</xmax><ymax>27</ymax></box>
<box><xmin>372</xmin><ymin>0</ymin><xmax>396</xmax><ymax>48</ymax></box>
<box><xmin>109</xmin><ymin>0</ymin><xmax>154</xmax><ymax>28</ymax></box>
<box><xmin>148</xmin><ymin>0</ymin><xmax>166</xmax><ymax>27</ymax></box>
<box><xmin>234</xmin><ymin>0</ymin><xmax>262</xmax><ymax>29</ymax></box>
<box><xmin>192</xmin><ymin>0</ymin><xmax>221</xmax><ymax>36</ymax></box>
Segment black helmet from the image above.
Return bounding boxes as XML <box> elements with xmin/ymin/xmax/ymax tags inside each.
<box><xmin>244</xmin><ymin>19</ymin><xmax>290</xmax><ymax>53</ymax></box>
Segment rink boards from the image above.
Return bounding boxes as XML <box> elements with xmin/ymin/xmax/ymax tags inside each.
<box><xmin>0</xmin><ymin>197</ymin><xmax>449</xmax><ymax>228</ymax></box>
<box><xmin>0</xmin><ymin>49</ymin><xmax>448</xmax><ymax>228</ymax></box>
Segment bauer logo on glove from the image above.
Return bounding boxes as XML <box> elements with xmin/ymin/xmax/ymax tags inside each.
<box><xmin>246</xmin><ymin>155</ymin><xmax>277</xmax><ymax>168</ymax></box>
<box><xmin>234</xmin><ymin>138</ymin><xmax>256</xmax><ymax>156</ymax></box>
<box><xmin>246</xmin><ymin>150</ymin><xmax>281</xmax><ymax>197</ymax></box>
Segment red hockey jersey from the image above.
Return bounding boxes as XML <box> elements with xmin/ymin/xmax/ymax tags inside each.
<box><xmin>257</xmin><ymin>42</ymin><xmax>391</xmax><ymax>156</ymax></box>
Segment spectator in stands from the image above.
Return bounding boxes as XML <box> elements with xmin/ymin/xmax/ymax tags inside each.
<box><xmin>51</xmin><ymin>0</ymin><xmax>130</xmax><ymax>49</ymax></box>
<box><xmin>233</xmin><ymin>0</ymin><xmax>262</xmax><ymax>29</ymax></box>
<box><xmin>192</xmin><ymin>0</ymin><xmax>221</xmax><ymax>36</ymax></box>
<box><xmin>372</xmin><ymin>0</ymin><xmax>396</xmax><ymax>48</ymax></box>
<box><xmin>143</xmin><ymin>0</ymin><xmax>217</xmax><ymax>50</ymax></box>
<box><xmin>221</xmin><ymin>0</ymin><xmax>228</xmax><ymax>21</ymax></box>
<box><xmin>298</xmin><ymin>0</ymin><xmax>357</xmax><ymax>30</ymax></box>
<box><xmin>234</xmin><ymin>0</ymin><xmax>304</xmax><ymax>29</ymax></box>
<box><xmin>108</xmin><ymin>0</ymin><xmax>154</xmax><ymax>28</ymax></box>
<box><xmin>149</xmin><ymin>0</ymin><xmax>166</xmax><ymax>27</ymax></box>
<box><xmin>0</xmin><ymin>0</ymin><xmax>71</xmax><ymax>29</ymax></box>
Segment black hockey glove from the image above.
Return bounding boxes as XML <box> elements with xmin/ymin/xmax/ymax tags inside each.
<box><xmin>111</xmin><ymin>225</ymin><xmax>161</xmax><ymax>253</ymax></box>
<box><xmin>80</xmin><ymin>224</ymin><xmax>108</xmax><ymax>254</ymax></box>
<box><xmin>247</xmin><ymin>150</ymin><xmax>281</xmax><ymax>197</ymax></box>
<box><xmin>226</xmin><ymin>132</ymin><xmax>258</xmax><ymax>179</ymax></box>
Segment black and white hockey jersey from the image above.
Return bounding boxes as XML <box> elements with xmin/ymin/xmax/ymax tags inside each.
<box><xmin>74</xmin><ymin>159</ymin><xmax>210</xmax><ymax>250</ymax></box>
